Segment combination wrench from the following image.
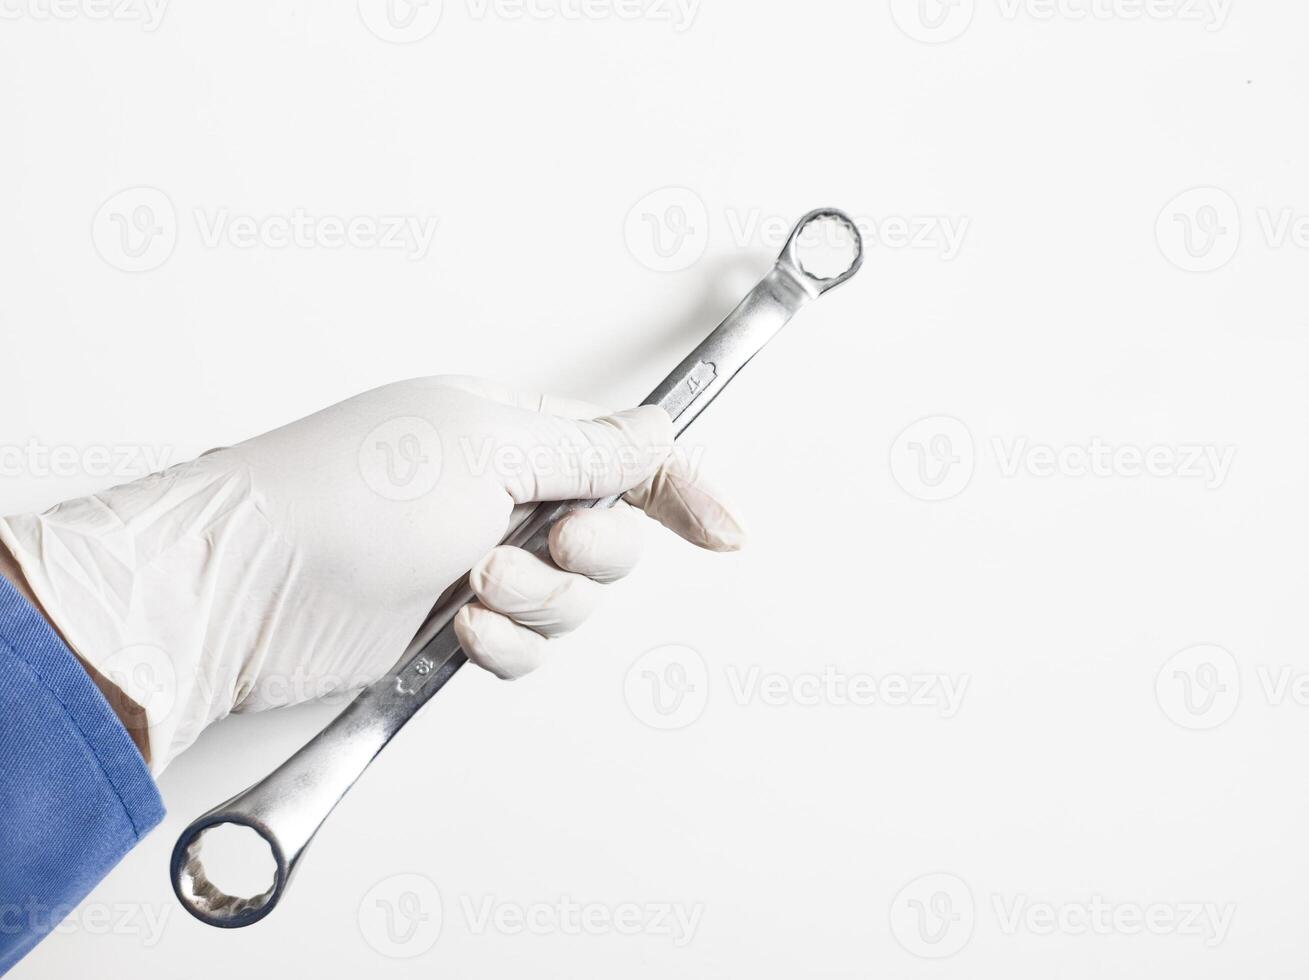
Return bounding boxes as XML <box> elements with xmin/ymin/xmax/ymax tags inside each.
<box><xmin>171</xmin><ymin>207</ymin><xmax>864</xmax><ymax>927</ymax></box>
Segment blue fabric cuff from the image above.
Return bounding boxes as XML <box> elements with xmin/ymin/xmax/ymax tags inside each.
<box><xmin>0</xmin><ymin>573</ymin><xmax>165</xmax><ymax>974</ymax></box>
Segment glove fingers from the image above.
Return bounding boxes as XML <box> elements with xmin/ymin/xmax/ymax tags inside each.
<box><xmin>548</xmin><ymin>504</ymin><xmax>645</xmax><ymax>583</ymax></box>
<box><xmin>454</xmin><ymin>603</ymin><xmax>546</xmax><ymax>680</ymax></box>
<box><xmin>469</xmin><ymin>545</ymin><xmax>599</xmax><ymax>637</ymax></box>
<box><xmin>625</xmin><ymin>448</ymin><xmax>747</xmax><ymax>552</ymax></box>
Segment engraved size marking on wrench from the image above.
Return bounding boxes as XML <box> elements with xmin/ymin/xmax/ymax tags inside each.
<box><xmin>669</xmin><ymin>360</ymin><xmax>717</xmax><ymax>422</ymax></box>
<box><xmin>397</xmin><ymin>656</ymin><xmax>435</xmax><ymax>695</ymax></box>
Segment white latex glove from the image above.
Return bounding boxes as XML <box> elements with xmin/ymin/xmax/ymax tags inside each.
<box><xmin>0</xmin><ymin>376</ymin><xmax>744</xmax><ymax>773</ymax></box>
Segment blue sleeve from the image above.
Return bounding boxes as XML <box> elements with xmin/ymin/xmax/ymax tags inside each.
<box><xmin>0</xmin><ymin>576</ymin><xmax>165</xmax><ymax>975</ymax></box>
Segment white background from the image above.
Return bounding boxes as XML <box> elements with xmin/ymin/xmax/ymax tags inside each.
<box><xmin>3</xmin><ymin>0</ymin><xmax>1308</xmax><ymax>976</ymax></box>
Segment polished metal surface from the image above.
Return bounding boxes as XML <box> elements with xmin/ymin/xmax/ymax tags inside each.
<box><xmin>171</xmin><ymin>208</ymin><xmax>864</xmax><ymax>927</ymax></box>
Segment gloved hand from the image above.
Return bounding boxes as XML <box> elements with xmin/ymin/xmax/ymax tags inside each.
<box><xmin>0</xmin><ymin>376</ymin><xmax>744</xmax><ymax>773</ymax></box>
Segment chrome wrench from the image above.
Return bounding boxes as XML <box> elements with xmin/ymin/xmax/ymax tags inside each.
<box><xmin>171</xmin><ymin>207</ymin><xmax>864</xmax><ymax>927</ymax></box>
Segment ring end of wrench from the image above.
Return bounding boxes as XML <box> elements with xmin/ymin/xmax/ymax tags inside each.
<box><xmin>778</xmin><ymin>207</ymin><xmax>864</xmax><ymax>296</ymax></box>
<box><xmin>171</xmin><ymin>810</ymin><xmax>290</xmax><ymax>929</ymax></box>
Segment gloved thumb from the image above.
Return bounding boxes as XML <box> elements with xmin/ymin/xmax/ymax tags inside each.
<box><xmin>496</xmin><ymin>404</ymin><xmax>674</xmax><ymax>504</ymax></box>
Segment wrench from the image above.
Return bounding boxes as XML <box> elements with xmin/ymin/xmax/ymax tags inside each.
<box><xmin>171</xmin><ymin>207</ymin><xmax>864</xmax><ymax>927</ymax></box>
